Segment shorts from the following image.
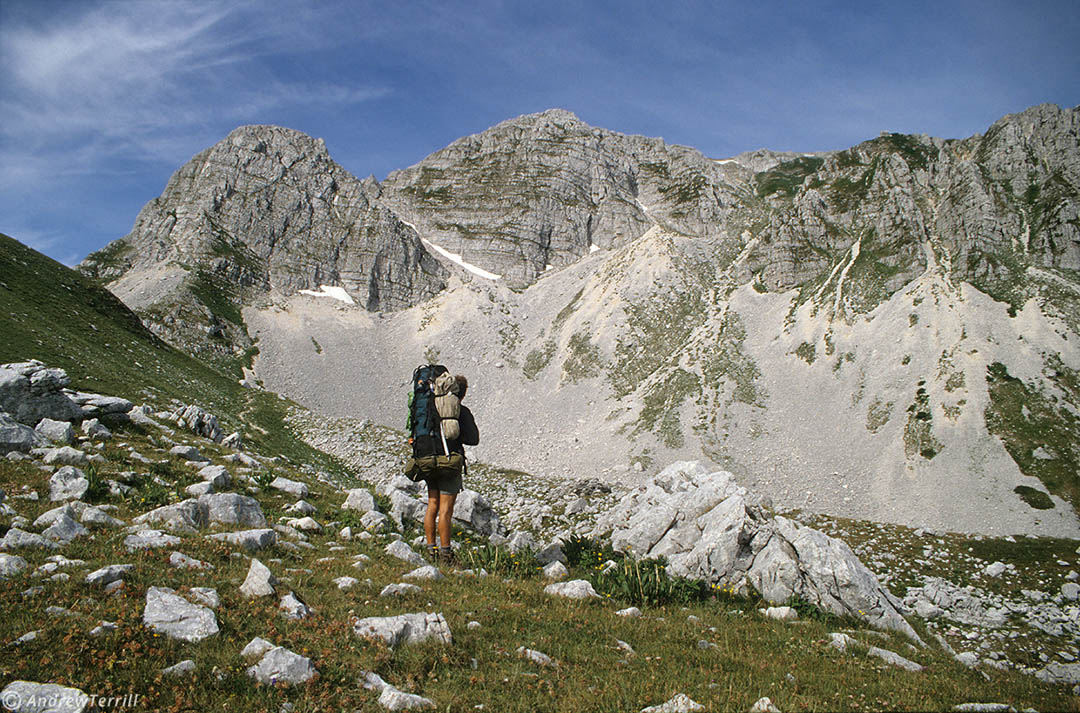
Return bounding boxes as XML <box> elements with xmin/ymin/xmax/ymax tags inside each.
<box><xmin>428</xmin><ymin>467</ymin><xmax>462</xmax><ymax>495</ymax></box>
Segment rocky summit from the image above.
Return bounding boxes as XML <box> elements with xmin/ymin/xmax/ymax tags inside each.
<box><xmin>75</xmin><ymin>104</ymin><xmax>1079</xmax><ymax>539</ymax></box>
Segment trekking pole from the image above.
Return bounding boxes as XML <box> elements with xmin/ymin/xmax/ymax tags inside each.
<box><xmin>439</xmin><ymin>421</ymin><xmax>450</xmax><ymax>456</ymax></box>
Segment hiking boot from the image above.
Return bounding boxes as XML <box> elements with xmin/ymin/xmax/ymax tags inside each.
<box><xmin>425</xmin><ymin>544</ymin><xmax>438</xmax><ymax>563</ymax></box>
<box><xmin>438</xmin><ymin>546</ymin><xmax>455</xmax><ymax>568</ymax></box>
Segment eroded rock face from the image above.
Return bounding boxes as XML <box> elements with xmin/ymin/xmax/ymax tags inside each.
<box><xmin>593</xmin><ymin>462</ymin><xmax>921</xmax><ymax>642</ymax></box>
<box><xmin>83</xmin><ymin>125</ymin><xmax>448</xmax><ymax>315</ymax></box>
<box><xmin>380</xmin><ymin>109</ymin><xmax>740</xmax><ymax>285</ymax></box>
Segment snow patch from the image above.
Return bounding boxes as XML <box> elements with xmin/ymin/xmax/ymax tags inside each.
<box><xmin>421</xmin><ymin>238</ymin><xmax>502</xmax><ymax>281</ymax></box>
<box><xmin>298</xmin><ymin>285</ymin><xmax>355</xmax><ymax>304</ymax></box>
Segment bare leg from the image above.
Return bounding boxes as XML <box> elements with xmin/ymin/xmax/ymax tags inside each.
<box><xmin>425</xmin><ymin>489</ymin><xmax>440</xmax><ymax>546</ymax></box>
<box><xmin>437</xmin><ymin>492</ymin><xmax>457</xmax><ymax>548</ymax></box>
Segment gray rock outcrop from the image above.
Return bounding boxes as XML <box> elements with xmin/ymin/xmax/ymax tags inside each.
<box><xmin>142</xmin><ymin>586</ymin><xmax>219</xmax><ymax>642</ymax></box>
<box><xmin>0</xmin><ymin>681</ymin><xmax>90</xmax><ymax>713</ymax></box>
<box><xmin>246</xmin><ymin>646</ymin><xmax>317</xmax><ymax>685</ymax></box>
<box><xmin>352</xmin><ymin>612</ymin><xmax>452</xmax><ymax>648</ymax></box>
<box><xmin>594</xmin><ymin>462</ymin><xmax>921</xmax><ymax>642</ymax></box>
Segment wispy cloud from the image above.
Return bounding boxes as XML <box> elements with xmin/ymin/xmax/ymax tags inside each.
<box><xmin>0</xmin><ymin>0</ymin><xmax>387</xmax><ymax>190</ymax></box>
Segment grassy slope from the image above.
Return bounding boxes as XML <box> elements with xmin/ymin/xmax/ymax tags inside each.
<box><xmin>1</xmin><ymin>421</ymin><xmax>1074</xmax><ymax>713</ymax></box>
<box><xmin>0</xmin><ymin>232</ymin><xmax>334</xmax><ymax>468</ymax></box>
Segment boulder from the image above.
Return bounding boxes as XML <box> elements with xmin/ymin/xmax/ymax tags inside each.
<box><xmin>199</xmin><ymin>493</ymin><xmax>266</xmax><ymax>527</ymax></box>
<box><xmin>594</xmin><ymin>462</ymin><xmax>921</xmax><ymax>643</ymax></box>
<box><xmin>207</xmin><ymin>528</ymin><xmax>276</xmax><ymax>551</ymax></box>
<box><xmin>169</xmin><ymin>551</ymin><xmax>213</xmax><ymax>570</ymax></box>
<box><xmin>35</xmin><ymin>418</ymin><xmax>75</xmax><ymax>445</ymax></box>
<box><xmin>0</xmin><ymin>412</ymin><xmax>39</xmax><ymax>453</ymax></box>
<box><xmin>403</xmin><ymin>565</ymin><xmax>444</xmax><ymax>581</ymax></box>
<box><xmin>42</xmin><ymin>447</ymin><xmax>89</xmax><ymax>468</ymax></box>
<box><xmin>386</xmin><ymin>540</ymin><xmax>425</xmax><ymax>565</ymax></box>
<box><xmin>0</xmin><ymin>528</ymin><xmax>59</xmax><ymax>550</ymax></box>
<box><xmin>360</xmin><ymin>510</ymin><xmax>391</xmax><ymax>533</ymax></box>
<box><xmin>240</xmin><ymin>637</ymin><xmax>276</xmax><ymax>659</ymax></box>
<box><xmin>142</xmin><ymin>586</ymin><xmax>219</xmax><ymax>642</ymax></box>
<box><xmin>169</xmin><ymin>445</ymin><xmax>208</xmax><ymax>462</ymax></box>
<box><xmin>279</xmin><ymin>592</ymin><xmax>311</xmax><ymax>620</ymax></box>
<box><xmin>452</xmin><ymin>488</ymin><xmax>504</xmax><ymax>536</ymax></box>
<box><xmin>85</xmin><ymin>565</ymin><xmax>133</xmax><ymax>587</ymax></box>
<box><xmin>162</xmin><ymin>660</ymin><xmax>196</xmax><ymax>678</ymax></box>
<box><xmin>0</xmin><ymin>362</ymin><xmax>82</xmax><ymax>425</ymax></box>
<box><xmin>343</xmin><ymin>488</ymin><xmax>377</xmax><ymax>513</ymax></box>
<box><xmin>0</xmin><ymin>680</ymin><xmax>90</xmax><ymax>713</ymax></box>
<box><xmin>80</xmin><ymin>506</ymin><xmax>125</xmax><ymax>528</ymax></box>
<box><xmin>196</xmin><ymin>465</ymin><xmax>231</xmax><ymax>489</ymax></box>
<box><xmin>171</xmin><ymin>405</ymin><xmax>223</xmax><ymax>442</ymax></box>
<box><xmin>269</xmin><ymin>476</ymin><xmax>308</xmax><ymax>498</ymax></box>
<box><xmin>124</xmin><ymin>529</ymin><xmax>182</xmax><ymax>550</ymax></box>
<box><xmin>48</xmin><ymin>466</ymin><xmax>90</xmax><ymax>501</ymax></box>
<box><xmin>867</xmin><ymin>645</ymin><xmax>924</xmax><ymax>672</ymax></box>
<box><xmin>0</xmin><ymin>553</ymin><xmax>28</xmax><ymax>580</ymax></box>
<box><xmin>353</xmin><ymin>612</ymin><xmax>452</xmax><ymax>648</ymax></box>
<box><xmin>380</xmin><ymin>583</ymin><xmax>422</xmax><ymax>597</ymax></box>
<box><xmin>80</xmin><ymin>418</ymin><xmax>112</xmax><ymax>440</ymax></box>
<box><xmin>361</xmin><ymin>671</ymin><xmax>436</xmax><ymax>711</ymax></box>
<box><xmin>640</xmin><ymin>693</ymin><xmax>705</xmax><ymax>713</ymax></box>
<box><xmin>246</xmin><ymin>646</ymin><xmax>317</xmax><ymax>685</ymax></box>
<box><xmin>544</xmin><ymin>579</ymin><xmax>599</xmax><ymax>599</ymax></box>
<box><xmin>517</xmin><ymin>647</ymin><xmax>557</xmax><ymax>667</ymax></box>
<box><xmin>134</xmin><ymin>499</ymin><xmax>208</xmax><ymax>533</ymax></box>
<box><xmin>42</xmin><ymin>513</ymin><xmax>89</xmax><ymax>544</ymax></box>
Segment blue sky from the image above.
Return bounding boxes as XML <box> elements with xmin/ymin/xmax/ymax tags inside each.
<box><xmin>1</xmin><ymin>0</ymin><xmax>1077</xmax><ymax>266</ymax></box>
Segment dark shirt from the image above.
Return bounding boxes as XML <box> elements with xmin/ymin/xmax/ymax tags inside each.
<box><xmin>448</xmin><ymin>405</ymin><xmax>479</xmax><ymax>454</ymax></box>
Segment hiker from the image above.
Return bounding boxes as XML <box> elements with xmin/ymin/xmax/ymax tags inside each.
<box><xmin>421</xmin><ymin>374</ymin><xmax>478</xmax><ymax>565</ymax></box>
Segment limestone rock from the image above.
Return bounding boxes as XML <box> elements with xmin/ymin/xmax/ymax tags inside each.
<box><xmin>48</xmin><ymin>467</ymin><xmax>90</xmax><ymax>502</ymax></box>
<box><xmin>452</xmin><ymin>488</ymin><xmax>504</xmax><ymax>536</ymax></box>
<box><xmin>0</xmin><ymin>553</ymin><xmax>28</xmax><ymax>579</ymax></box>
<box><xmin>124</xmin><ymin>529</ymin><xmax>181</xmax><ymax>551</ymax></box>
<box><xmin>0</xmin><ymin>680</ymin><xmax>90</xmax><ymax>712</ymax></box>
<box><xmin>279</xmin><ymin>591</ymin><xmax>311</xmax><ymax>620</ymax></box>
<box><xmin>543</xmin><ymin>579</ymin><xmax>599</xmax><ymax>599</ymax></box>
<box><xmin>239</xmin><ymin>558</ymin><xmax>278</xmax><ymax>597</ymax></box>
<box><xmin>162</xmin><ymin>660</ymin><xmax>196</xmax><ymax>677</ymax></box>
<box><xmin>385</xmin><ymin>540</ymin><xmax>425</xmax><ymax>565</ymax></box>
<box><xmin>640</xmin><ymin>693</ymin><xmax>705</xmax><ymax>713</ymax></box>
<box><xmin>199</xmin><ymin>493</ymin><xmax>266</xmax><ymax>527</ymax></box>
<box><xmin>35</xmin><ymin>418</ymin><xmax>75</xmax><ymax>445</ymax></box>
<box><xmin>361</xmin><ymin>671</ymin><xmax>436</xmax><ymax>711</ymax></box>
<box><xmin>402</xmin><ymin>565</ymin><xmax>443</xmax><ymax>581</ymax></box>
<box><xmin>169</xmin><ymin>551</ymin><xmax>213</xmax><ymax>570</ymax></box>
<box><xmin>240</xmin><ymin>637</ymin><xmax>276</xmax><ymax>659</ymax></box>
<box><xmin>206</xmin><ymin>528</ymin><xmax>276</xmax><ymax>551</ymax></box>
<box><xmin>517</xmin><ymin>647</ymin><xmax>557</xmax><ymax>667</ymax></box>
<box><xmin>380</xmin><ymin>583</ymin><xmax>421</xmax><ymax>597</ymax></box>
<box><xmin>269</xmin><ymin>476</ymin><xmax>308</xmax><ymax>498</ymax></box>
<box><xmin>867</xmin><ymin>645</ymin><xmax>923</xmax><ymax>672</ymax></box>
<box><xmin>0</xmin><ymin>362</ymin><xmax>81</xmax><ymax>425</ymax></box>
<box><xmin>168</xmin><ymin>445</ymin><xmax>207</xmax><ymax>462</ymax></box>
<box><xmin>246</xmin><ymin>646</ymin><xmax>317</xmax><ymax>685</ymax></box>
<box><xmin>595</xmin><ymin>462</ymin><xmax>921</xmax><ymax>642</ymax></box>
<box><xmin>0</xmin><ymin>528</ymin><xmax>59</xmax><ymax>551</ymax></box>
<box><xmin>353</xmin><ymin>612</ymin><xmax>452</xmax><ymax>648</ymax></box>
<box><xmin>0</xmin><ymin>412</ymin><xmax>40</xmax><ymax>453</ymax></box>
<box><xmin>343</xmin><ymin>488</ymin><xmax>377</xmax><ymax>513</ymax></box>
<box><xmin>41</xmin><ymin>447</ymin><xmax>89</xmax><ymax>468</ymax></box>
<box><xmin>85</xmin><ymin>564</ymin><xmax>133</xmax><ymax>587</ymax></box>
<box><xmin>142</xmin><ymin>586</ymin><xmax>219</xmax><ymax>642</ymax></box>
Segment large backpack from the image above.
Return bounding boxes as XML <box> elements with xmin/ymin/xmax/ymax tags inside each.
<box><xmin>405</xmin><ymin>364</ymin><xmax>464</xmax><ymax>483</ymax></box>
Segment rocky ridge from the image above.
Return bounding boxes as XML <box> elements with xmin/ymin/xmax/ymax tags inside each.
<box><xmin>81</xmin><ymin>105</ymin><xmax>1080</xmax><ymax>537</ymax></box>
